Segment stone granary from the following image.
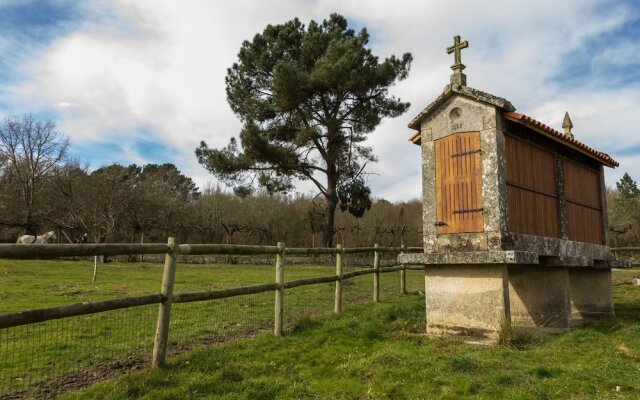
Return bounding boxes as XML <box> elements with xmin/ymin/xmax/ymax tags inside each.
<box><xmin>398</xmin><ymin>36</ymin><xmax>619</xmax><ymax>339</ymax></box>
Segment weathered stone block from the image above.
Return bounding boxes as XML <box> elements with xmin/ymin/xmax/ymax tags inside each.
<box><xmin>508</xmin><ymin>266</ymin><xmax>571</xmax><ymax>330</ymax></box>
<box><xmin>569</xmin><ymin>268</ymin><xmax>614</xmax><ymax>325</ymax></box>
<box><xmin>425</xmin><ymin>264</ymin><xmax>509</xmax><ymax>339</ymax></box>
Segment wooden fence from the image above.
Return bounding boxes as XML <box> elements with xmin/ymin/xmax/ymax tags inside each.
<box><xmin>0</xmin><ymin>239</ymin><xmax>423</xmax><ymax>370</ymax></box>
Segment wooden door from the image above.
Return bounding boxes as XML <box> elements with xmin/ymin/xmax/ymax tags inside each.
<box><xmin>435</xmin><ymin>132</ymin><xmax>484</xmax><ymax>234</ymax></box>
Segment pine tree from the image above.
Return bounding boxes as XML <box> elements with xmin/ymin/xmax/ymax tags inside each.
<box><xmin>195</xmin><ymin>14</ymin><xmax>412</xmax><ymax>246</ymax></box>
<box><xmin>616</xmin><ymin>172</ymin><xmax>640</xmax><ymax>201</ymax></box>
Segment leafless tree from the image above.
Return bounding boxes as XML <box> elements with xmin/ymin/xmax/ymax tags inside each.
<box><xmin>0</xmin><ymin>115</ymin><xmax>69</xmax><ymax>233</ymax></box>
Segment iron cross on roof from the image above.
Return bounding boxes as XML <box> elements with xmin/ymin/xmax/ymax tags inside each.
<box><xmin>447</xmin><ymin>35</ymin><xmax>468</xmax><ymax>73</ymax></box>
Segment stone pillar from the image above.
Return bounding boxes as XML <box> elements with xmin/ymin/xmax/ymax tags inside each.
<box><xmin>425</xmin><ymin>264</ymin><xmax>510</xmax><ymax>339</ymax></box>
<box><xmin>481</xmin><ymin>114</ymin><xmax>508</xmax><ymax>247</ymax></box>
<box><xmin>421</xmin><ymin>138</ymin><xmax>437</xmax><ymax>252</ymax></box>
<box><xmin>569</xmin><ymin>268</ymin><xmax>614</xmax><ymax>326</ymax></box>
<box><xmin>599</xmin><ymin>166</ymin><xmax>609</xmax><ymax>245</ymax></box>
<box><xmin>555</xmin><ymin>155</ymin><xmax>569</xmax><ymax>240</ymax></box>
<box><xmin>508</xmin><ymin>266</ymin><xmax>571</xmax><ymax>331</ymax></box>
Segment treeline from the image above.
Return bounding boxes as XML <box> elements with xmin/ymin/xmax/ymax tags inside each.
<box><xmin>607</xmin><ymin>172</ymin><xmax>640</xmax><ymax>248</ymax></box>
<box><xmin>0</xmin><ymin>164</ymin><xmax>422</xmax><ymax>247</ymax></box>
<box><xmin>0</xmin><ymin>115</ymin><xmax>422</xmax><ymax>247</ymax></box>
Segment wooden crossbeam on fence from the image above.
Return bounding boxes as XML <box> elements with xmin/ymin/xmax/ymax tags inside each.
<box><xmin>0</xmin><ymin>243</ymin><xmax>170</xmax><ymax>259</ymax></box>
<box><xmin>179</xmin><ymin>243</ymin><xmax>280</xmax><ymax>256</ymax></box>
<box><xmin>0</xmin><ymin>294</ymin><xmax>165</xmax><ymax>329</ymax></box>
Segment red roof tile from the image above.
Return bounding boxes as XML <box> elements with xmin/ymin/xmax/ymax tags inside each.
<box><xmin>409</xmin><ymin>131</ymin><xmax>421</xmax><ymax>144</ymax></box>
<box><xmin>503</xmin><ymin>112</ymin><xmax>618</xmax><ymax>168</ymax></box>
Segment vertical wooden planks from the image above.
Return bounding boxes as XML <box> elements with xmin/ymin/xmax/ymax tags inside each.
<box><xmin>563</xmin><ymin>159</ymin><xmax>603</xmax><ymax>244</ymax></box>
<box><xmin>435</xmin><ymin>132</ymin><xmax>484</xmax><ymax>234</ymax></box>
<box><xmin>504</xmin><ymin>134</ymin><xmax>560</xmax><ymax>238</ymax></box>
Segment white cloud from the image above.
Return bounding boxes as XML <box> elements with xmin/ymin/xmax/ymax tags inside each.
<box><xmin>2</xmin><ymin>0</ymin><xmax>638</xmax><ymax>200</ymax></box>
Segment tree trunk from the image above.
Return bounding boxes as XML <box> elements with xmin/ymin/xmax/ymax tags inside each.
<box><xmin>322</xmin><ymin>197</ymin><xmax>337</xmax><ymax>248</ymax></box>
<box><xmin>322</xmin><ymin>163</ymin><xmax>338</xmax><ymax>248</ymax></box>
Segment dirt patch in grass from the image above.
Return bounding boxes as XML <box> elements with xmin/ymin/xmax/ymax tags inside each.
<box><xmin>2</xmin><ymin>357</ymin><xmax>148</xmax><ymax>400</ymax></box>
<box><xmin>3</xmin><ymin>325</ymin><xmax>270</xmax><ymax>400</ymax></box>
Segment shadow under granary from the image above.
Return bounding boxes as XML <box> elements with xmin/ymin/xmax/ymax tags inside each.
<box><xmin>398</xmin><ymin>35</ymin><xmax>619</xmax><ymax>340</ymax></box>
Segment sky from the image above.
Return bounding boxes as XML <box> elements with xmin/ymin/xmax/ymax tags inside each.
<box><xmin>0</xmin><ymin>0</ymin><xmax>638</xmax><ymax>201</ymax></box>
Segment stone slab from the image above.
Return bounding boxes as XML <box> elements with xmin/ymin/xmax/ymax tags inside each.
<box><xmin>399</xmin><ymin>250</ymin><xmax>538</xmax><ymax>265</ymax></box>
<box><xmin>508</xmin><ymin>266</ymin><xmax>571</xmax><ymax>330</ymax></box>
<box><xmin>569</xmin><ymin>268</ymin><xmax>614</xmax><ymax>325</ymax></box>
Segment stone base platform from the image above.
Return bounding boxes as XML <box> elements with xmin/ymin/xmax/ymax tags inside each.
<box><xmin>399</xmin><ymin>254</ymin><xmax>615</xmax><ymax>340</ymax></box>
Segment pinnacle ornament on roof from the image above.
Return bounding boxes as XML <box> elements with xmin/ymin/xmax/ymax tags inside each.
<box><xmin>562</xmin><ymin>111</ymin><xmax>574</xmax><ymax>137</ymax></box>
<box><xmin>447</xmin><ymin>35</ymin><xmax>468</xmax><ymax>87</ymax></box>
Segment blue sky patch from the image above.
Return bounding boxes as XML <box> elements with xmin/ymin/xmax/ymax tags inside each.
<box><xmin>552</xmin><ymin>3</ymin><xmax>640</xmax><ymax>89</ymax></box>
<box><xmin>0</xmin><ymin>0</ymin><xmax>82</xmax><ymax>41</ymax></box>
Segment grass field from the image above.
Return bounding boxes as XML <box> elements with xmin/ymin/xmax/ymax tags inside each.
<box><xmin>57</xmin><ymin>267</ymin><xmax>640</xmax><ymax>400</ymax></box>
<box><xmin>0</xmin><ymin>257</ymin><xmax>420</xmax><ymax>398</ymax></box>
<box><xmin>1</xmin><ymin>260</ymin><xmax>639</xmax><ymax>399</ymax></box>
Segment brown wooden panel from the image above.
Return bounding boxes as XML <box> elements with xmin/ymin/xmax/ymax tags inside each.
<box><xmin>505</xmin><ymin>134</ymin><xmax>556</xmax><ymax>194</ymax></box>
<box><xmin>564</xmin><ymin>159</ymin><xmax>603</xmax><ymax>244</ymax></box>
<box><xmin>567</xmin><ymin>202</ymin><xmax>603</xmax><ymax>244</ymax></box>
<box><xmin>506</xmin><ymin>186</ymin><xmax>559</xmax><ymax>238</ymax></box>
<box><xmin>563</xmin><ymin>159</ymin><xmax>601</xmax><ymax>209</ymax></box>
<box><xmin>504</xmin><ymin>134</ymin><xmax>560</xmax><ymax>238</ymax></box>
<box><xmin>435</xmin><ymin>132</ymin><xmax>483</xmax><ymax>234</ymax></box>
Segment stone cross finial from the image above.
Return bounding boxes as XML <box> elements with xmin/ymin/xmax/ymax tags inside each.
<box><xmin>447</xmin><ymin>35</ymin><xmax>468</xmax><ymax>87</ymax></box>
<box><xmin>562</xmin><ymin>111</ymin><xmax>573</xmax><ymax>137</ymax></box>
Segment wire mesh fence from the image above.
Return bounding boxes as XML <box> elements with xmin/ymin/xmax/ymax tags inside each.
<box><xmin>0</xmin><ymin>304</ymin><xmax>157</xmax><ymax>399</ymax></box>
<box><xmin>169</xmin><ymin>291</ymin><xmax>274</xmax><ymax>352</ymax></box>
<box><xmin>405</xmin><ymin>270</ymin><xmax>425</xmax><ymax>293</ymax></box>
<box><xmin>0</xmin><ymin>243</ymin><xmax>424</xmax><ymax>399</ymax></box>
<box><xmin>284</xmin><ymin>282</ymin><xmax>336</xmax><ymax>328</ymax></box>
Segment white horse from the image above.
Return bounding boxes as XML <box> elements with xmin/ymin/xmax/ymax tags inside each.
<box><xmin>16</xmin><ymin>231</ymin><xmax>57</xmax><ymax>244</ymax></box>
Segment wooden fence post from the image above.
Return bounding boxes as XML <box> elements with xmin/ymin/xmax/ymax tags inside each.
<box><xmin>400</xmin><ymin>244</ymin><xmax>407</xmax><ymax>294</ymax></box>
<box><xmin>373</xmin><ymin>244</ymin><xmax>380</xmax><ymax>303</ymax></box>
<box><xmin>334</xmin><ymin>244</ymin><xmax>343</xmax><ymax>313</ymax></box>
<box><xmin>274</xmin><ymin>242</ymin><xmax>285</xmax><ymax>337</ymax></box>
<box><xmin>152</xmin><ymin>237</ymin><xmax>178</xmax><ymax>368</ymax></box>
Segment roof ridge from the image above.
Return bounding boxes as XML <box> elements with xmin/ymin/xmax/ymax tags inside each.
<box><xmin>502</xmin><ymin>112</ymin><xmax>618</xmax><ymax>168</ymax></box>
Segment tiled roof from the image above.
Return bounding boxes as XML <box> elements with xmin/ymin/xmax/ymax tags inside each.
<box><xmin>408</xmin><ymin>112</ymin><xmax>619</xmax><ymax>168</ymax></box>
<box><xmin>409</xmin><ymin>131</ymin><xmax>421</xmax><ymax>145</ymax></box>
<box><xmin>503</xmin><ymin>112</ymin><xmax>619</xmax><ymax>168</ymax></box>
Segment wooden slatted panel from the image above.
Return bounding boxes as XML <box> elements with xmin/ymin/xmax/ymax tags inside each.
<box><xmin>563</xmin><ymin>159</ymin><xmax>603</xmax><ymax>244</ymax></box>
<box><xmin>506</xmin><ymin>186</ymin><xmax>559</xmax><ymax>237</ymax></box>
<box><xmin>435</xmin><ymin>132</ymin><xmax>483</xmax><ymax>234</ymax></box>
<box><xmin>504</xmin><ymin>134</ymin><xmax>560</xmax><ymax>238</ymax></box>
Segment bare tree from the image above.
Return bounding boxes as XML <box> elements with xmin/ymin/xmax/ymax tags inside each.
<box><xmin>0</xmin><ymin>115</ymin><xmax>69</xmax><ymax>233</ymax></box>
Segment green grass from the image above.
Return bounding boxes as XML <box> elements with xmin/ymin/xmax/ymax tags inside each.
<box><xmin>1</xmin><ymin>261</ymin><xmax>639</xmax><ymax>399</ymax></box>
<box><xmin>62</xmin><ymin>272</ymin><xmax>640</xmax><ymax>400</ymax></box>
<box><xmin>0</xmin><ymin>258</ymin><xmax>418</xmax><ymax>397</ymax></box>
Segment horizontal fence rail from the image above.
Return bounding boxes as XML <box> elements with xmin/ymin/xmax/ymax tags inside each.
<box><xmin>0</xmin><ymin>294</ymin><xmax>166</xmax><ymax>329</ymax></box>
<box><xmin>173</xmin><ymin>283</ymin><xmax>280</xmax><ymax>303</ymax></box>
<box><xmin>0</xmin><ymin>240</ymin><xmax>424</xmax><ymax>398</ymax></box>
<box><xmin>0</xmin><ymin>243</ymin><xmax>170</xmax><ymax>259</ymax></box>
<box><xmin>0</xmin><ymin>243</ymin><xmax>423</xmax><ymax>259</ymax></box>
<box><xmin>178</xmin><ymin>243</ymin><xmax>281</xmax><ymax>255</ymax></box>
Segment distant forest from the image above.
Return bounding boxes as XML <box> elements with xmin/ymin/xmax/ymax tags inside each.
<box><xmin>1</xmin><ymin>115</ymin><xmax>638</xmax><ymax>249</ymax></box>
<box><xmin>0</xmin><ymin>160</ymin><xmax>422</xmax><ymax>247</ymax></box>
<box><xmin>0</xmin><ymin>115</ymin><xmax>421</xmax><ymax>247</ymax></box>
